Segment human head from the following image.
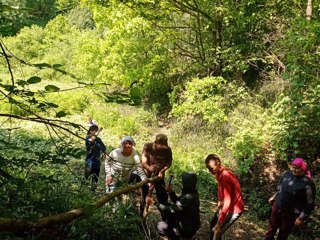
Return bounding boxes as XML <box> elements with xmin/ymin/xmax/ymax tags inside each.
<box><xmin>87</xmin><ymin>125</ymin><xmax>99</xmax><ymax>135</ymax></box>
<box><xmin>182</xmin><ymin>172</ymin><xmax>197</xmax><ymax>192</ymax></box>
<box><xmin>154</xmin><ymin>134</ymin><xmax>169</xmax><ymax>150</ymax></box>
<box><xmin>120</xmin><ymin>136</ymin><xmax>136</xmax><ymax>146</ymax></box>
<box><xmin>155</xmin><ymin>134</ymin><xmax>168</xmax><ymax>146</ymax></box>
<box><xmin>291</xmin><ymin>157</ymin><xmax>308</xmax><ymax>177</ymax></box>
<box><xmin>120</xmin><ymin>136</ymin><xmax>135</xmax><ymax>154</ymax></box>
<box><xmin>205</xmin><ymin>154</ymin><xmax>221</xmax><ymax>175</ymax></box>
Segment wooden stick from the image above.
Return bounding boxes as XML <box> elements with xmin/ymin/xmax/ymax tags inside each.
<box><xmin>143</xmin><ymin>173</ymin><xmax>155</xmax><ymax>219</ymax></box>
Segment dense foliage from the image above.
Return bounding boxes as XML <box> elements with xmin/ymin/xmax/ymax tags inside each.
<box><xmin>0</xmin><ymin>0</ymin><xmax>319</xmax><ymax>239</ymax></box>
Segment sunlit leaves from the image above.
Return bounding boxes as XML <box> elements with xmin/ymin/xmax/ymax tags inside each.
<box><xmin>171</xmin><ymin>76</ymin><xmax>249</xmax><ymax>124</ymax></box>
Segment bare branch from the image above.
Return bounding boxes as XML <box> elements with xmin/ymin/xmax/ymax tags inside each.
<box><xmin>0</xmin><ymin>41</ymin><xmax>14</xmax><ymax>87</ymax></box>
<box><xmin>0</xmin><ymin>113</ymin><xmax>85</xmax><ymax>140</ymax></box>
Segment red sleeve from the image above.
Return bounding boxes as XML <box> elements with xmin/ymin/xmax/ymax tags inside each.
<box><xmin>218</xmin><ymin>172</ymin><xmax>233</xmax><ymax>224</ymax></box>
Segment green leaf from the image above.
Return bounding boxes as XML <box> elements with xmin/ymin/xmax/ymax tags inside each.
<box><xmin>37</xmin><ymin>103</ymin><xmax>47</xmax><ymax>109</ymax></box>
<box><xmin>34</xmin><ymin>63</ymin><xmax>51</xmax><ymax>69</ymax></box>
<box><xmin>28</xmin><ymin>97</ymin><xmax>38</xmax><ymax>104</ymax></box>
<box><xmin>16</xmin><ymin>80</ymin><xmax>28</xmax><ymax>87</ymax></box>
<box><xmin>8</xmin><ymin>98</ymin><xmax>19</xmax><ymax>104</ymax></box>
<box><xmin>3</xmin><ymin>85</ymin><xmax>15</xmax><ymax>91</ymax></box>
<box><xmin>24</xmin><ymin>91</ymin><xmax>34</xmax><ymax>97</ymax></box>
<box><xmin>47</xmin><ymin>102</ymin><xmax>59</xmax><ymax>108</ymax></box>
<box><xmin>45</xmin><ymin>85</ymin><xmax>60</xmax><ymax>92</ymax></box>
<box><xmin>56</xmin><ymin>111</ymin><xmax>67</xmax><ymax>118</ymax></box>
<box><xmin>27</xmin><ymin>76</ymin><xmax>41</xmax><ymax>84</ymax></box>
<box><xmin>52</xmin><ymin>64</ymin><xmax>64</xmax><ymax>68</ymax></box>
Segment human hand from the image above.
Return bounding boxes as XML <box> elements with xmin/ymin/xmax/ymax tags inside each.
<box><xmin>105</xmin><ymin>176</ymin><xmax>113</xmax><ymax>185</ymax></box>
<box><xmin>268</xmin><ymin>196</ymin><xmax>275</xmax><ymax>205</ymax></box>
<box><xmin>149</xmin><ymin>164</ymin><xmax>158</xmax><ymax>172</ymax></box>
<box><xmin>294</xmin><ymin>217</ymin><xmax>303</xmax><ymax>226</ymax></box>
<box><xmin>165</xmin><ymin>184</ymin><xmax>172</xmax><ymax>192</ymax></box>
<box><xmin>158</xmin><ymin>170</ymin><xmax>165</xmax><ymax>178</ymax></box>
<box><xmin>212</xmin><ymin>223</ymin><xmax>221</xmax><ymax>236</ymax></box>
<box><xmin>146</xmin><ymin>196</ymin><xmax>154</xmax><ymax>206</ymax></box>
<box><xmin>148</xmin><ymin>183</ymin><xmax>155</xmax><ymax>190</ymax></box>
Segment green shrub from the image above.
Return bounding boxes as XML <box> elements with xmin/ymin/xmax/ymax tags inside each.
<box><xmin>171</xmin><ymin>77</ymin><xmax>249</xmax><ymax>126</ymax></box>
<box><xmin>245</xmin><ymin>188</ymin><xmax>270</xmax><ymax>219</ymax></box>
<box><xmin>46</xmin><ymin>90</ymin><xmax>90</xmax><ymax>114</ymax></box>
<box><xmin>226</xmin><ymin>103</ymin><xmax>271</xmax><ymax>174</ymax></box>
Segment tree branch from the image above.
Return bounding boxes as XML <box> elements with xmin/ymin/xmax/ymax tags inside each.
<box><xmin>0</xmin><ymin>176</ymin><xmax>162</xmax><ymax>234</ymax></box>
<box><xmin>0</xmin><ymin>113</ymin><xmax>85</xmax><ymax>140</ymax></box>
<box><xmin>0</xmin><ymin>41</ymin><xmax>14</xmax><ymax>87</ymax></box>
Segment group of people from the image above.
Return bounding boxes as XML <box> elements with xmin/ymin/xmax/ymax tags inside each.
<box><xmin>84</xmin><ymin>116</ymin><xmax>316</xmax><ymax>240</ymax></box>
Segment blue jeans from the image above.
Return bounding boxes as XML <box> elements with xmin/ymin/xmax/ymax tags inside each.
<box><xmin>85</xmin><ymin>160</ymin><xmax>100</xmax><ymax>184</ymax></box>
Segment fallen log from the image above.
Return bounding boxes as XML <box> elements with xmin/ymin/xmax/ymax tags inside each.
<box><xmin>0</xmin><ymin>176</ymin><xmax>161</xmax><ymax>235</ymax></box>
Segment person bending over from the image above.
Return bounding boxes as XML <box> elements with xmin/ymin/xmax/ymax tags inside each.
<box><xmin>156</xmin><ymin>172</ymin><xmax>200</xmax><ymax>240</ymax></box>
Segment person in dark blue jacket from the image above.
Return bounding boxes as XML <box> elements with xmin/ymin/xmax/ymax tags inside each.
<box><xmin>262</xmin><ymin>158</ymin><xmax>316</xmax><ymax>240</ymax></box>
<box><xmin>85</xmin><ymin>125</ymin><xmax>106</xmax><ymax>191</ymax></box>
<box><xmin>156</xmin><ymin>172</ymin><xmax>200</xmax><ymax>240</ymax></box>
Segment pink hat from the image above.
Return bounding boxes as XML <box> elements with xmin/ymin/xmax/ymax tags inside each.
<box><xmin>291</xmin><ymin>158</ymin><xmax>307</xmax><ymax>171</ymax></box>
<box><xmin>291</xmin><ymin>158</ymin><xmax>312</xmax><ymax>179</ymax></box>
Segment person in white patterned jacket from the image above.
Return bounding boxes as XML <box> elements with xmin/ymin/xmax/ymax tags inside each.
<box><xmin>105</xmin><ymin>136</ymin><xmax>147</xmax><ymax>194</ymax></box>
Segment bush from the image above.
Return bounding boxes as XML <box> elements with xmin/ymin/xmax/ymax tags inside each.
<box><xmin>226</xmin><ymin>103</ymin><xmax>272</xmax><ymax>174</ymax></box>
<box><xmin>170</xmin><ymin>76</ymin><xmax>249</xmax><ymax>126</ymax></box>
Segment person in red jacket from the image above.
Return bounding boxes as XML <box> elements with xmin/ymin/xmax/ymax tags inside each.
<box><xmin>205</xmin><ymin>154</ymin><xmax>244</xmax><ymax>240</ymax></box>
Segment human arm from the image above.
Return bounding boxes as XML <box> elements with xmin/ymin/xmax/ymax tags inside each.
<box><xmin>134</xmin><ymin>153</ymin><xmax>147</xmax><ymax>181</ymax></box>
<box><xmin>168</xmin><ymin>190</ymin><xmax>178</xmax><ymax>203</ymax></box>
<box><xmin>268</xmin><ymin>192</ymin><xmax>277</xmax><ymax>205</ymax></box>
<box><xmin>98</xmin><ymin>138</ymin><xmax>107</xmax><ymax>154</ymax></box>
<box><xmin>216</xmin><ymin>172</ymin><xmax>235</xmax><ymax>225</ymax></box>
<box><xmin>86</xmin><ymin>136</ymin><xmax>106</xmax><ymax>154</ymax></box>
<box><xmin>85</xmin><ymin>137</ymin><xmax>94</xmax><ymax>150</ymax></box>
<box><xmin>295</xmin><ymin>182</ymin><xmax>316</xmax><ymax>225</ymax></box>
<box><xmin>141</xmin><ymin>144</ymin><xmax>158</xmax><ymax>173</ymax></box>
<box><xmin>158</xmin><ymin>193</ymin><xmax>186</xmax><ymax>218</ymax></box>
<box><xmin>141</xmin><ymin>154</ymin><xmax>158</xmax><ymax>172</ymax></box>
<box><xmin>104</xmin><ymin>153</ymin><xmax>113</xmax><ymax>185</ymax></box>
<box><xmin>158</xmin><ymin>148</ymin><xmax>173</xmax><ymax>178</ymax></box>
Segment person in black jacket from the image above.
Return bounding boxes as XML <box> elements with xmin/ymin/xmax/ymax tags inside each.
<box><xmin>156</xmin><ymin>172</ymin><xmax>200</xmax><ymax>240</ymax></box>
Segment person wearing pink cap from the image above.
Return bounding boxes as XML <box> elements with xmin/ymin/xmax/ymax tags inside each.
<box><xmin>262</xmin><ymin>158</ymin><xmax>316</xmax><ymax>240</ymax></box>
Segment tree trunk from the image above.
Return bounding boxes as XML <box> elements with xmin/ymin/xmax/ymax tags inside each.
<box><xmin>0</xmin><ymin>176</ymin><xmax>162</xmax><ymax>235</ymax></box>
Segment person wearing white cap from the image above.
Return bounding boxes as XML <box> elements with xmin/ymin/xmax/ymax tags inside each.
<box><xmin>105</xmin><ymin>136</ymin><xmax>147</xmax><ymax>193</ymax></box>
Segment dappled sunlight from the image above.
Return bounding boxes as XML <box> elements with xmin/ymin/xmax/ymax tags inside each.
<box><xmin>262</xmin><ymin>154</ymin><xmax>281</xmax><ymax>181</ymax></box>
